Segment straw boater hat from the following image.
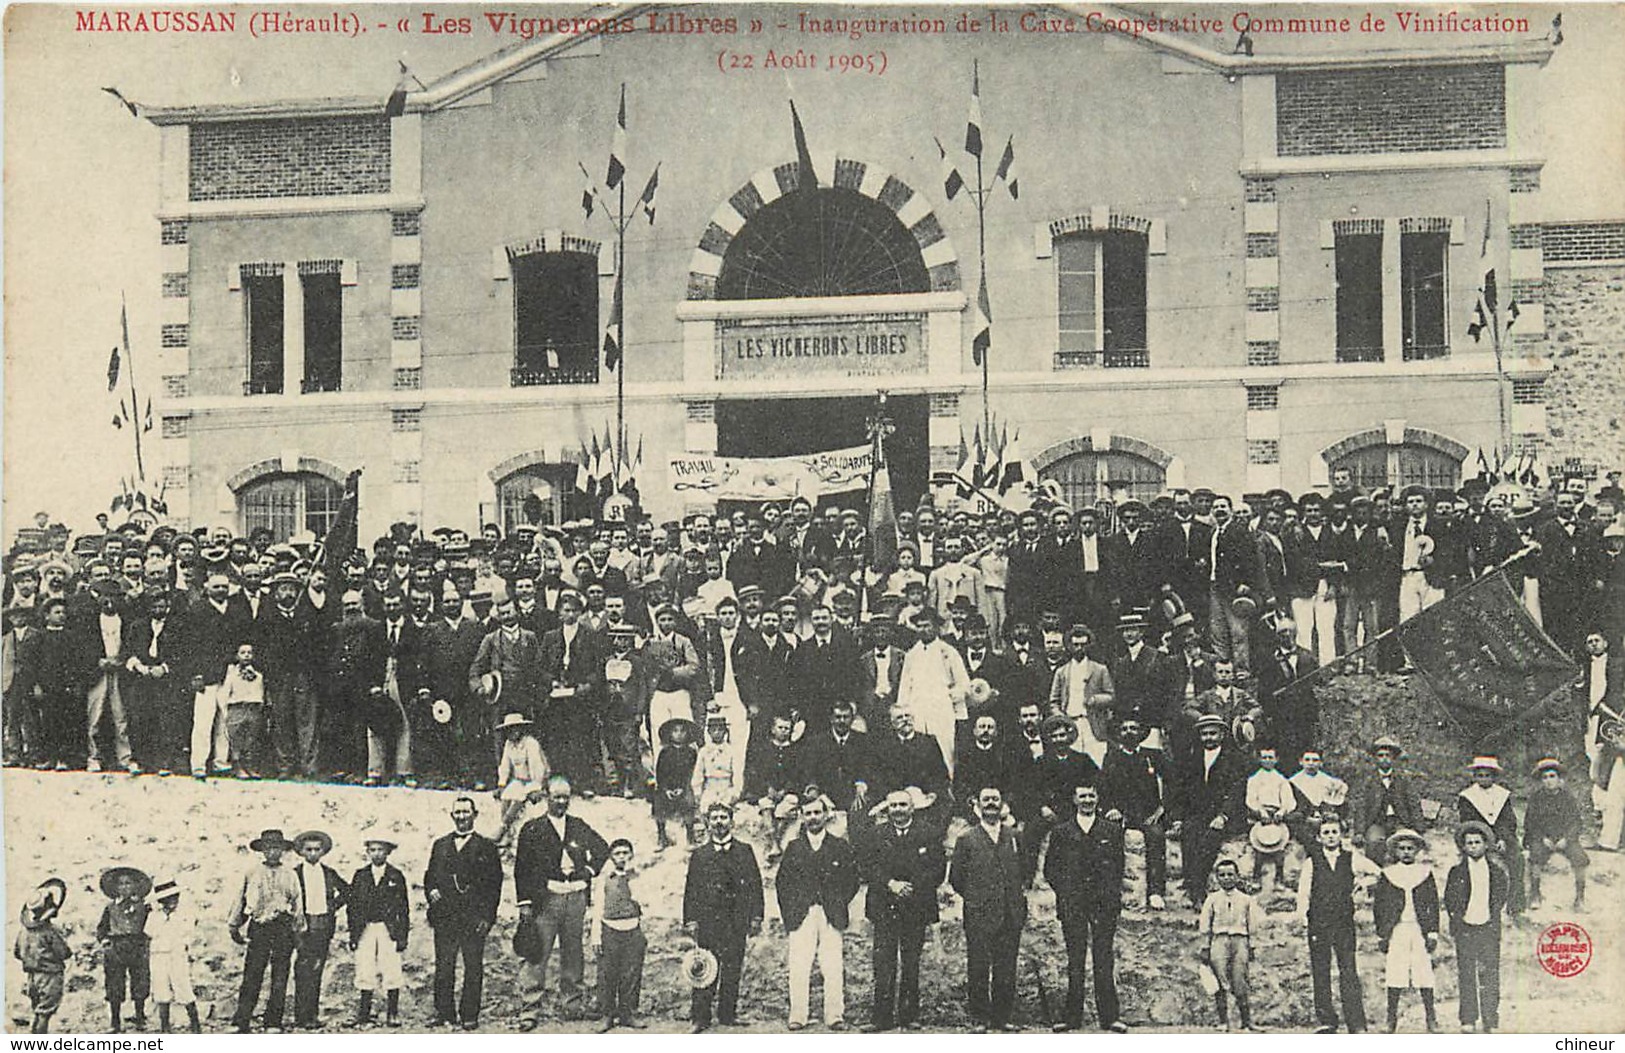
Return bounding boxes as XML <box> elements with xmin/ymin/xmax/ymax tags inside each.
<box><xmin>99</xmin><ymin>865</ymin><xmax>153</xmax><ymax>899</ymax></box>
<box><xmin>1249</xmin><ymin>821</ymin><xmax>1291</xmax><ymax>855</ymax></box>
<box><xmin>1193</xmin><ymin>713</ymin><xmax>1227</xmax><ymax>734</ymax></box>
<box><xmin>1468</xmin><ymin>755</ymin><xmax>1502</xmax><ymax>772</ymax></box>
<box><xmin>496</xmin><ymin>712</ymin><xmax>532</xmax><ymax>732</ymax></box>
<box><xmin>1385</xmin><ymin>828</ymin><xmax>1426</xmax><ymax>854</ymax></box>
<box><xmin>363</xmin><ymin>836</ymin><xmax>398</xmax><ymax>852</ymax></box>
<box><xmin>1369</xmin><ymin>735</ymin><xmax>1404</xmax><ymax>756</ymax></box>
<box><xmin>22</xmin><ymin>878</ymin><xmax>68</xmax><ymax>924</ymax></box>
<box><xmin>1533</xmin><ymin>757</ymin><xmax>1563</xmax><ymax>775</ymax></box>
<box><xmin>294</xmin><ymin>830</ymin><xmax>334</xmax><ymax>856</ymax></box>
<box><xmin>683</xmin><ymin>947</ymin><xmax>720</xmax><ymax>990</ymax></box>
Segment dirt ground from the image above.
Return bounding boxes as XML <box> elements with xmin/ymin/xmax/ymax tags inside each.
<box><xmin>5</xmin><ymin>673</ymin><xmax>1623</xmax><ymax>1034</ymax></box>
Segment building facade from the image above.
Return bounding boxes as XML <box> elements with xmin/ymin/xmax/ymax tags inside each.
<box><xmin>143</xmin><ymin>5</ymin><xmax>1575</xmax><ymax>542</ymax></box>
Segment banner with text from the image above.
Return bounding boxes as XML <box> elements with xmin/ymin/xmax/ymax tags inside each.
<box><xmin>1395</xmin><ymin>570</ymin><xmax>1578</xmax><ymax>736</ymax></box>
<box><xmin>716</xmin><ymin>314</ymin><xmax>926</xmax><ymax>381</ymax></box>
<box><xmin>669</xmin><ymin>444</ymin><xmax>872</xmax><ymax>501</ymax></box>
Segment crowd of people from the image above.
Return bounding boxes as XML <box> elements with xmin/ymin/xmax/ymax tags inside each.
<box><xmin>5</xmin><ymin>463</ymin><xmax>1625</xmax><ymax>1035</ymax></box>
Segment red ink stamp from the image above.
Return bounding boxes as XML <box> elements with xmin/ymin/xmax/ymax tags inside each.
<box><xmin>1536</xmin><ymin>921</ymin><xmax>1592</xmax><ymax>978</ymax></box>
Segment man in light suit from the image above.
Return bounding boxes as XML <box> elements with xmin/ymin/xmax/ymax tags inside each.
<box><xmin>1049</xmin><ymin>624</ymin><xmax>1116</xmax><ymax>765</ymax></box>
<box><xmin>949</xmin><ymin>785</ymin><xmax>1028</xmax><ymax>1032</ymax></box>
<box><xmin>1044</xmin><ymin>783</ymin><xmax>1128</xmax><ymax>1032</ymax></box>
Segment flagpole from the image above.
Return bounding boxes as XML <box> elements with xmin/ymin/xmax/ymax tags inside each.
<box><xmin>976</xmin><ymin>157</ymin><xmax>989</xmax><ymax>443</ymax></box>
<box><xmin>616</xmin><ymin>167</ymin><xmax>627</xmax><ymax>497</ymax></box>
<box><xmin>122</xmin><ymin>292</ymin><xmax>147</xmax><ymax>483</ymax></box>
<box><xmin>1491</xmin><ymin>299</ymin><xmax>1510</xmax><ymax>463</ymax></box>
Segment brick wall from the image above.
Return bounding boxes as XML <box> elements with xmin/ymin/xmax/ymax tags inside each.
<box><xmin>1543</xmin><ymin>221</ymin><xmax>1625</xmax><ymax>263</ymax></box>
<box><xmin>189</xmin><ymin>116</ymin><xmax>391</xmax><ymax>201</ymax></box>
<box><xmin>1542</xmin><ymin>263</ymin><xmax>1625</xmax><ymax>470</ymax></box>
<box><xmin>1276</xmin><ymin>65</ymin><xmax>1505</xmax><ymax>156</ymax></box>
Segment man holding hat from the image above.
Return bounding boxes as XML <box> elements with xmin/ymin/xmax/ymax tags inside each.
<box><xmin>855</xmin><ymin>786</ymin><xmax>944</xmax><ymax>1031</ymax></box>
<box><xmin>228</xmin><ymin>829</ymin><xmax>305</xmax><ymax>1033</ymax></box>
<box><xmin>290</xmin><ymin>830</ymin><xmax>348</xmax><ymax>1029</ymax></box>
<box><xmin>257</xmin><ymin>571</ymin><xmax>322</xmax><ymax>779</ymax></box>
<box><xmin>683</xmin><ymin>801</ymin><xmax>764</xmax><ymax>1032</ymax></box>
<box><xmin>348</xmin><ymin>836</ymin><xmax>411</xmax><ymax>1027</ymax></box>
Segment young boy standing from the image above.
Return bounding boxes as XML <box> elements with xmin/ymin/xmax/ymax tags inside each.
<box><xmin>1373</xmin><ymin>829</ymin><xmax>1441</xmax><ymax>1033</ymax></box>
<box><xmin>14</xmin><ymin>879</ymin><xmax>71</xmax><ymax>1034</ymax></box>
<box><xmin>146</xmin><ymin>878</ymin><xmax>201</xmax><ymax>1033</ymax></box>
<box><xmin>96</xmin><ymin>866</ymin><xmax>152</xmax><ymax>1032</ymax></box>
<box><xmin>1443</xmin><ymin>821</ymin><xmax>1507</xmax><ymax>1033</ymax></box>
<box><xmin>1524</xmin><ymin>758</ymin><xmax>1589</xmax><ymax>909</ymax></box>
<box><xmin>591</xmin><ymin>839</ymin><xmax>647</xmax><ymax>1031</ymax></box>
<box><xmin>1295</xmin><ymin>814</ymin><xmax>1379</xmax><ymax>1033</ymax></box>
<box><xmin>348</xmin><ymin>838</ymin><xmax>410</xmax><ymax>1027</ymax></box>
<box><xmin>654</xmin><ymin>719</ymin><xmax>700</xmax><ymax>850</ymax></box>
<box><xmin>1199</xmin><ymin>858</ymin><xmax>1263</xmax><ymax>1031</ymax></box>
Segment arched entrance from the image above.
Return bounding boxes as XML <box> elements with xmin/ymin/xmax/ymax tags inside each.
<box><xmin>1319</xmin><ymin>426</ymin><xmax>1468</xmax><ymax>492</ymax></box>
<box><xmin>718</xmin><ymin>187</ymin><xmax>930</xmax><ymax>299</ymax></box>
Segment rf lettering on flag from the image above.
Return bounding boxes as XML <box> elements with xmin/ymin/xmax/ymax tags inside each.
<box><xmin>1395</xmin><ymin>570</ymin><xmax>1578</xmax><ymax>743</ymax></box>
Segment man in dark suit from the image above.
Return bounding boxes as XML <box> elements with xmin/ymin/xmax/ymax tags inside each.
<box><xmin>856</xmin><ymin>620</ymin><xmax>906</xmax><ymax>735</ymax></box>
<box><xmin>121</xmin><ymin>590</ymin><xmax>187</xmax><ymax>775</ymax></box>
<box><xmin>1103</xmin><ymin>501</ymin><xmax>1159</xmax><ymax>620</ymax></box>
<box><xmin>727</xmin><ymin>515</ymin><xmax>793</xmax><ymax>601</ymax></box>
<box><xmin>682</xmin><ymin>802</ymin><xmax>764</xmax><ymax>1032</ymax></box>
<box><xmin>512</xmin><ymin>775</ymin><xmax>609</xmax><ymax>1027</ymax></box>
<box><xmin>956</xmin><ymin>713</ymin><xmax>1015</xmax><ymax>804</ymax></box>
<box><xmin>789</xmin><ymin>605</ymin><xmax>858</xmax><ymax>734</ymax></box>
<box><xmin>255</xmin><ymin>574</ymin><xmax>321</xmax><ymax>778</ymax></box>
<box><xmin>179</xmin><ymin>571</ymin><xmax>253</xmax><ymax>778</ymax></box>
<box><xmin>775</xmin><ymin>793</ymin><xmax>860</xmax><ymax>1030</ymax></box>
<box><xmin>1443</xmin><ymin>821</ymin><xmax>1509</xmax><ymax>1034</ymax></box>
<box><xmin>794</xmin><ymin>698</ymin><xmax>873</xmax><ymax>815</ymax></box>
<box><xmin>537</xmin><ymin>593</ymin><xmax>605</xmax><ymax>793</ymax></box>
<box><xmin>424</xmin><ymin>797</ymin><xmax>503</xmax><ymax>1029</ymax></box>
<box><xmin>290</xmin><ymin>830</ymin><xmax>348</xmax><ymax>1030</ymax></box>
<box><xmin>511</xmin><ymin>573</ymin><xmax>559</xmax><ymax>639</ymax></box>
<box><xmin>372</xmin><ymin>592</ymin><xmax>424</xmax><ymax>785</ymax></box>
<box><xmin>1534</xmin><ymin>489</ymin><xmax>1593</xmax><ymax>655</ymax></box>
<box><xmin>1006</xmin><ymin>511</ymin><xmax>1052</xmax><ymax>632</ymax></box>
<box><xmin>856</xmin><ymin>788</ymin><xmax>945</xmax><ymax>1032</ymax></box>
<box><xmin>1043</xmin><ymin>507</ymin><xmax>1089</xmax><ymax>633</ymax></box>
<box><xmin>1152</xmin><ymin>490</ymin><xmax>1216</xmax><ymax>635</ymax></box>
<box><xmin>1206</xmin><ymin>496</ymin><xmax>1267</xmax><ymax>681</ymax></box>
<box><xmin>1168</xmin><ymin>715</ymin><xmax>1246</xmax><ymax>906</ymax></box>
<box><xmin>1353</xmin><ymin>735</ymin><xmax>1426</xmax><ymax>864</ymax></box>
<box><xmin>420</xmin><ymin>588</ymin><xmax>487</xmax><ymax>786</ymax></box>
<box><xmin>1044</xmin><ymin>783</ymin><xmax>1128</xmax><ymax>1032</ymax></box>
<box><xmin>866</xmin><ymin>702</ymin><xmax>950</xmax><ymax>816</ymax></box>
<box><xmin>950</xmin><ymin>785</ymin><xmax>1028</xmax><ymax>1032</ymax></box>
<box><xmin>1257</xmin><ymin>617</ymin><xmax>1321</xmax><ymax>772</ymax></box>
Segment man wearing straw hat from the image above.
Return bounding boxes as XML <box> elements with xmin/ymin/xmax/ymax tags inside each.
<box><xmin>228</xmin><ymin>829</ymin><xmax>305</xmax><ymax>1033</ymax></box>
<box><xmin>291</xmin><ymin>830</ymin><xmax>348</xmax><ymax>1030</ymax></box>
<box><xmin>1455</xmin><ymin>755</ymin><xmax>1523</xmax><ymax>915</ymax></box>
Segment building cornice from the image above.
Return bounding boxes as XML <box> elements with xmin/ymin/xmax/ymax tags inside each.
<box><xmin>157</xmin><ymin>194</ymin><xmax>424</xmax><ymax>223</ymax></box>
<box><xmin>1243</xmin><ymin>150</ymin><xmax>1544</xmax><ymax>178</ymax></box>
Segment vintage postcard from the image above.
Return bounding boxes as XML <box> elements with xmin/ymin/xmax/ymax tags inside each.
<box><xmin>4</xmin><ymin>0</ymin><xmax>1623</xmax><ymax>1039</ymax></box>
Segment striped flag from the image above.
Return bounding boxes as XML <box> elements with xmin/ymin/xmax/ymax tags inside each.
<box><xmin>638</xmin><ymin>164</ymin><xmax>660</xmax><ymax>224</ymax></box>
<box><xmin>972</xmin><ymin>273</ymin><xmax>992</xmax><ymax>366</ymax></box>
<box><xmin>143</xmin><ymin>397</ymin><xmax>153</xmax><ymax>433</ymax></box>
<box><xmin>790</xmin><ymin>99</ymin><xmax>818</xmax><ymax>189</ymax></box>
<box><xmin>606</xmin><ymin>83</ymin><xmax>627</xmax><ymax>190</ymax></box>
<box><xmin>980</xmin><ymin>427</ymin><xmax>999</xmax><ymax>488</ymax></box>
<box><xmin>597</xmin><ymin>428</ymin><xmax>615</xmax><ymax>487</ymax></box>
<box><xmin>575</xmin><ymin>444</ymin><xmax>591</xmax><ymax>493</ymax></box>
<box><xmin>1469</xmin><ymin>268</ymin><xmax>1497</xmax><ymax>343</ymax></box>
<box><xmin>956</xmin><ymin>432</ymin><xmax>976</xmax><ymax>497</ymax></box>
<box><xmin>993</xmin><ymin>136</ymin><xmax>1019</xmax><ymax>200</ymax></box>
<box><xmin>590</xmin><ymin>433</ymin><xmax>604</xmax><ymax>493</ymax></box>
<box><xmin>603</xmin><ymin>270</ymin><xmax>623</xmax><ymax>371</ymax></box>
<box><xmin>934</xmin><ymin>136</ymin><xmax>964</xmax><ymax>202</ymax></box>
<box><xmin>999</xmin><ymin>429</ymin><xmax>1033</xmax><ymax>494</ymax></box>
<box><xmin>965</xmin><ymin>60</ymin><xmax>983</xmax><ymax>159</ymax></box>
<box><xmin>867</xmin><ymin>439</ymin><xmax>899</xmax><ymax>574</ymax></box>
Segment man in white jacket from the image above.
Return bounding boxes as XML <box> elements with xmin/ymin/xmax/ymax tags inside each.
<box><xmin>898</xmin><ymin>610</ymin><xmax>969</xmax><ymax>776</ymax></box>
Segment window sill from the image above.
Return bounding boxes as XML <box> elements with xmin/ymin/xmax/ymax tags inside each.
<box><xmin>1053</xmin><ymin>349</ymin><xmax>1151</xmax><ymax>370</ymax></box>
<box><xmin>510</xmin><ymin>366</ymin><xmax>600</xmax><ymax>387</ymax></box>
<box><xmin>300</xmin><ymin>378</ymin><xmax>344</xmax><ymax>394</ymax></box>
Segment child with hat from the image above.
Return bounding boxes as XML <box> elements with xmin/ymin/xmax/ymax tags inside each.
<box><xmin>696</xmin><ymin>708</ymin><xmax>740</xmax><ymax>816</ymax></box>
<box><xmin>348</xmin><ymin>838</ymin><xmax>410</xmax><ymax>1027</ymax></box>
<box><xmin>1524</xmin><ymin>757</ymin><xmax>1589</xmax><ymax>909</ymax></box>
<box><xmin>494</xmin><ymin>713</ymin><xmax>547</xmax><ymax>851</ymax></box>
<box><xmin>95</xmin><ymin>866</ymin><xmax>153</xmax><ymax>1032</ymax></box>
<box><xmin>13</xmin><ymin>878</ymin><xmax>71</xmax><ymax>1034</ymax></box>
<box><xmin>654</xmin><ymin>718</ymin><xmax>701</xmax><ymax>851</ymax></box>
<box><xmin>1456</xmin><ymin>755</ymin><xmax>1523</xmax><ymax>915</ymax></box>
<box><xmin>1373</xmin><ymin>829</ymin><xmax>1441</xmax><ymax>1032</ymax></box>
<box><xmin>146</xmin><ymin>878</ymin><xmax>201</xmax><ymax>1033</ymax></box>
<box><xmin>1443</xmin><ymin>821</ymin><xmax>1507</xmax><ymax>1033</ymax></box>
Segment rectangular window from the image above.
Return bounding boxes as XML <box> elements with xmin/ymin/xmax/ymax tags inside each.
<box><xmin>1057</xmin><ymin>231</ymin><xmax>1148</xmax><ymax>367</ymax></box>
<box><xmin>1400</xmin><ymin>232</ymin><xmax>1449</xmax><ymax>360</ymax></box>
<box><xmin>1334</xmin><ymin>233</ymin><xmax>1384</xmax><ymax>362</ymax></box>
<box><xmin>512</xmin><ymin>251</ymin><xmax>600</xmax><ymax>385</ymax></box>
<box><xmin>302</xmin><ymin>272</ymin><xmax>343</xmax><ymax>392</ymax></box>
<box><xmin>245</xmin><ymin>274</ymin><xmax>284</xmax><ymax>394</ymax></box>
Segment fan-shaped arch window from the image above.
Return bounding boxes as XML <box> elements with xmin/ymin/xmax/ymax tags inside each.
<box><xmin>1330</xmin><ymin>442</ymin><xmax>1461</xmax><ymax>492</ymax></box>
<box><xmin>238</xmin><ymin>471</ymin><xmax>343</xmax><ymax>542</ymax></box>
<box><xmin>1040</xmin><ymin>449</ymin><xmax>1166</xmax><ymax>509</ymax></box>
<box><xmin>717</xmin><ymin>188</ymin><xmax>929</xmax><ymax>299</ymax></box>
<box><xmin>497</xmin><ymin>465</ymin><xmax>588</xmax><ymax>534</ymax></box>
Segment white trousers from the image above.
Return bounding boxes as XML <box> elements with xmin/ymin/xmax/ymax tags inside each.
<box><xmin>150</xmin><ymin>950</ymin><xmax>196</xmax><ymax>1004</ymax></box>
<box><xmin>188</xmin><ymin>685</ymin><xmax>230</xmax><ymax>775</ymax></box>
<box><xmin>354</xmin><ymin>922</ymin><xmax>403</xmax><ymax>992</ymax></box>
<box><xmin>1398</xmin><ymin>572</ymin><xmax>1444</xmax><ymax>625</ymax></box>
<box><xmin>787</xmin><ymin>905</ymin><xmax>844</xmax><ymax>1026</ymax></box>
<box><xmin>1598</xmin><ymin>756</ymin><xmax>1625</xmax><ymax>852</ymax></box>
<box><xmin>1291</xmin><ymin>588</ymin><xmax>1337</xmax><ymax>666</ymax></box>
